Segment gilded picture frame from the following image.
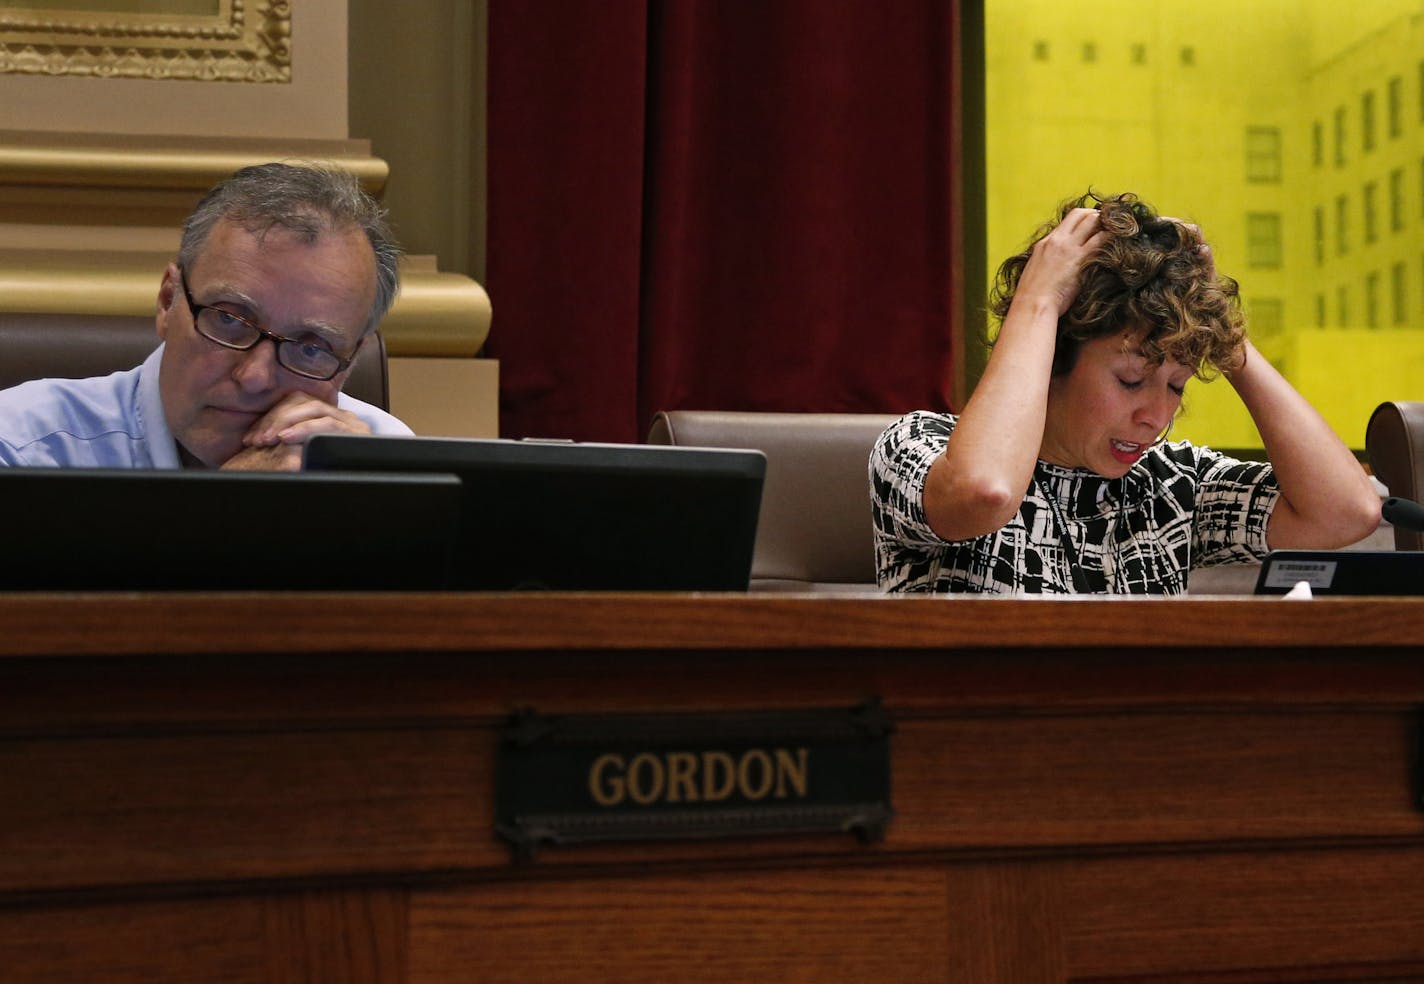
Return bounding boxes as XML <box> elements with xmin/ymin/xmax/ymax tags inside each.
<box><xmin>0</xmin><ymin>0</ymin><xmax>290</xmax><ymax>82</ymax></box>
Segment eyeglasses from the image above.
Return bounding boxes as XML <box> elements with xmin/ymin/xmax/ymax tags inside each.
<box><xmin>177</xmin><ymin>268</ymin><xmax>360</xmax><ymax>382</ymax></box>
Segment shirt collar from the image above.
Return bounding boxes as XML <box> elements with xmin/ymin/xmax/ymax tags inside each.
<box><xmin>137</xmin><ymin>344</ymin><xmax>182</xmax><ymax>469</ymax></box>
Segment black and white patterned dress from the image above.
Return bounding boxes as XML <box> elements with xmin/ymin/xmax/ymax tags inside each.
<box><xmin>869</xmin><ymin>411</ymin><xmax>1280</xmax><ymax>594</ymax></box>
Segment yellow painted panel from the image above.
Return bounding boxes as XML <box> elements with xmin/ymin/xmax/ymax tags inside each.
<box><xmin>985</xmin><ymin>0</ymin><xmax>1424</xmax><ymax>449</ymax></box>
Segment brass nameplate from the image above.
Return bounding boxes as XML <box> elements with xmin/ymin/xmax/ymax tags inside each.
<box><xmin>495</xmin><ymin>701</ymin><xmax>892</xmax><ymax>860</ymax></box>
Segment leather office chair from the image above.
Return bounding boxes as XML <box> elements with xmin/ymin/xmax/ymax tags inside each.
<box><xmin>0</xmin><ymin>311</ymin><xmax>391</xmax><ymax>409</ymax></box>
<box><xmin>647</xmin><ymin>410</ymin><xmax>901</xmax><ymax>592</ymax></box>
<box><xmin>1365</xmin><ymin>400</ymin><xmax>1424</xmax><ymax>550</ymax></box>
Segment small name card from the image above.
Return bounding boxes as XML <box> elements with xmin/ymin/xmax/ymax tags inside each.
<box><xmin>495</xmin><ymin>701</ymin><xmax>893</xmax><ymax>860</ymax></box>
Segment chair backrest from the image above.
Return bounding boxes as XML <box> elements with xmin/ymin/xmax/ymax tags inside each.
<box><xmin>1365</xmin><ymin>400</ymin><xmax>1424</xmax><ymax>551</ymax></box>
<box><xmin>647</xmin><ymin>409</ymin><xmax>901</xmax><ymax>592</ymax></box>
<box><xmin>0</xmin><ymin>311</ymin><xmax>391</xmax><ymax>410</ymax></box>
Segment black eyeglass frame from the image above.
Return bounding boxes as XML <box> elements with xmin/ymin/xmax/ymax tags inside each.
<box><xmin>176</xmin><ymin>267</ymin><xmax>361</xmax><ymax>382</ymax></box>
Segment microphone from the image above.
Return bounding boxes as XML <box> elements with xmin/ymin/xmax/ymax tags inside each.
<box><xmin>1382</xmin><ymin>496</ymin><xmax>1424</xmax><ymax>532</ymax></box>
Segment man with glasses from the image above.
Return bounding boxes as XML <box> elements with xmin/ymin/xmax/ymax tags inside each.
<box><xmin>0</xmin><ymin>162</ymin><xmax>411</xmax><ymax>469</ymax></box>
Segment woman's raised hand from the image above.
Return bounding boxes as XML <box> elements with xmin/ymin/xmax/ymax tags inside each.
<box><xmin>1014</xmin><ymin>207</ymin><xmax>1111</xmax><ymax>317</ymax></box>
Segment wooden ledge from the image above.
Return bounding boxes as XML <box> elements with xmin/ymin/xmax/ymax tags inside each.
<box><xmin>1</xmin><ymin>592</ymin><xmax>1422</xmax><ymax>658</ymax></box>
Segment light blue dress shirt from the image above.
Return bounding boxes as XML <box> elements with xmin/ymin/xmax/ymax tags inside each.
<box><xmin>0</xmin><ymin>345</ymin><xmax>412</xmax><ymax>467</ymax></box>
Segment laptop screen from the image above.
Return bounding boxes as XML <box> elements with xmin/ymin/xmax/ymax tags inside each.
<box><xmin>304</xmin><ymin>434</ymin><xmax>766</xmax><ymax>591</ymax></box>
<box><xmin>1253</xmin><ymin>549</ymin><xmax>1424</xmax><ymax>596</ymax></box>
<box><xmin>0</xmin><ymin>468</ymin><xmax>462</xmax><ymax>591</ymax></box>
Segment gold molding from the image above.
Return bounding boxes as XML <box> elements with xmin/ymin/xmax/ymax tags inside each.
<box><xmin>0</xmin><ymin>250</ymin><xmax>492</xmax><ymax>358</ymax></box>
<box><xmin>0</xmin><ymin>0</ymin><xmax>290</xmax><ymax>83</ymax></box>
<box><xmin>0</xmin><ymin>133</ymin><xmax>388</xmax><ymax>194</ymax></box>
<box><xmin>0</xmin><ymin>132</ymin><xmax>389</xmax><ymax>236</ymax></box>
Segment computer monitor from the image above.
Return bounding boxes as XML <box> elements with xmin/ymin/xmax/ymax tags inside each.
<box><xmin>1253</xmin><ymin>549</ymin><xmax>1424</xmax><ymax>596</ymax></box>
<box><xmin>0</xmin><ymin>468</ymin><xmax>463</xmax><ymax>591</ymax></box>
<box><xmin>304</xmin><ymin>434</ymin><xmax>766</xmax><ymax>591</ymax></box>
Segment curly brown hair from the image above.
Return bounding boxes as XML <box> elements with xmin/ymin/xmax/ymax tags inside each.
<box><xmin>989</xmin><ymin>191</ymin><xmax>1246</xmax><ymax>378</ymax></box>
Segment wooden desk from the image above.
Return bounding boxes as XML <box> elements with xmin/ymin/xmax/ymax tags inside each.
<box><xmin>3</xmin><ymin>593</ymin><xmax>1424</xmax><ymax>983</ymax></box>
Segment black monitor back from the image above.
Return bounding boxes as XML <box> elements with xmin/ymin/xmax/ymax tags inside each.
<box><xmin>1253</xmin><ymin>549</ymin><xmax>1424</xmax><ymax>596</ymax></box>
<box><xmin>0</xmin><ymin>468</ymin><xmax>462</xmax><ymax>591</ymax></box>
<box><xmin>304</xmin><ymin>435</ymin><xmax>765</xmax><ymax>591</ymax></box>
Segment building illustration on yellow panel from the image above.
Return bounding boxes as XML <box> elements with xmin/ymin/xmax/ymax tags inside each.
<box><xmin>986</xmin><ymin>0</ymin><xmax>1424</xmax><ymax>448</ymax></box>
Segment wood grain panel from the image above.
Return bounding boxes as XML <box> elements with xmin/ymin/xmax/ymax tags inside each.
<box><xmin>891</xmin><ymin>710</ymin><xmax>1424</xmax><ymax>849</ymax></box>
<box><xmin>408</xmin><ymin>867</ymin><xmax>950</xmax><ymax>983</ymax></box>
<box><xmin>1061</xmin><ymin>847</ymin><xmax>1424</xmax><ymax>980</ymax></box>
<box><xmin>945</xmin><ymin>861</ymin><xmax>1067</xmax><ymax>982</ymax></box>
<box><xmin>5</xmin><ymin>642</ymin><xmax>1424</xmax><ymax>738</ymax></box>
<box><xmin>264</xmin><ymin>889</ymin><xmax>408</xmax><ymax>984</ymax></box>
<box><xmin>0</xmin><ymin>895</ymin><xmax>268</xmax><ymax>984</ymax></box>
<box><xmin>0</xmin><ymin>889</ymin><xmax>411</xmax><ymax>984</ymax></box>
<box><xmin>0</xmin><ymin>728</ymin><xmax>496</xmax><ymax>893</ymax></box>
<box><xmin>5</xmin><ymin>702</ymin><xmax>1422</xmax><ymax>896</ymax></box>
<box><xmin>1074</xmin><ymin>966</ymin><xmax>1424</xmax><ymax>983</ymax></box>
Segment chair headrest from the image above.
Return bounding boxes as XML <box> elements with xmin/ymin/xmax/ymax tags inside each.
<box><xmin>1366</xmin><ymin>400</ymin><xmax>1424</xmax><ymax>551</ymax></box>
<box><xmin>649</xmin><ymin>410</ymin><xmax>900</xmax><ymax>589</ymax></box>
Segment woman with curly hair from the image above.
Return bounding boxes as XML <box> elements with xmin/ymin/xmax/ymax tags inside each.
<box><xmin>869</xmin><ymin>191</ymin><xmax>1380</xmax><ymax>593</ymax></box>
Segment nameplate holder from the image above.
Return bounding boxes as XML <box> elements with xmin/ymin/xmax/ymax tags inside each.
<box><xmin>495</xmin><ymin>700</ymin><xmax>892</xmax><ymax>861</ymax></box>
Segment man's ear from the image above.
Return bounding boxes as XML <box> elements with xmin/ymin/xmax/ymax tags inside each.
<box><xmin>155</xmin><ymin>263</ymin><xmax>181</xmax><ymax>341</ymax></box>
<box><xmin>155</xmin><ymin>262</ymin><xmax>183</xmax><ymax>343</ymax></box>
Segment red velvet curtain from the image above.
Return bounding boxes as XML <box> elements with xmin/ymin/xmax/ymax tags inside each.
<box><xmin>487</xmin><ymin>1</ymin><xmax>961</xmax><ymax>442</ymax></box>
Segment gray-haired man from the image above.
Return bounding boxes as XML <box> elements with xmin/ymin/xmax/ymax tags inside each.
<box><xmin>0</xmin><ymin>162</ymin><xmax>411</xmax><ymax>469</ymax></box>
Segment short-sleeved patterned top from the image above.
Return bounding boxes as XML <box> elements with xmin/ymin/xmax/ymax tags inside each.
<box><xmin>869</xmin><ymin>411</ymin><xmax>1281</xmax><ymax>594</ymax></box>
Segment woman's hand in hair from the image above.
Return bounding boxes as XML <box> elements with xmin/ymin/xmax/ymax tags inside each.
<box><xmin>1014</xmin><ymin>207</ymin><xmax>1111</xmax><ymax>319</ymax></box>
